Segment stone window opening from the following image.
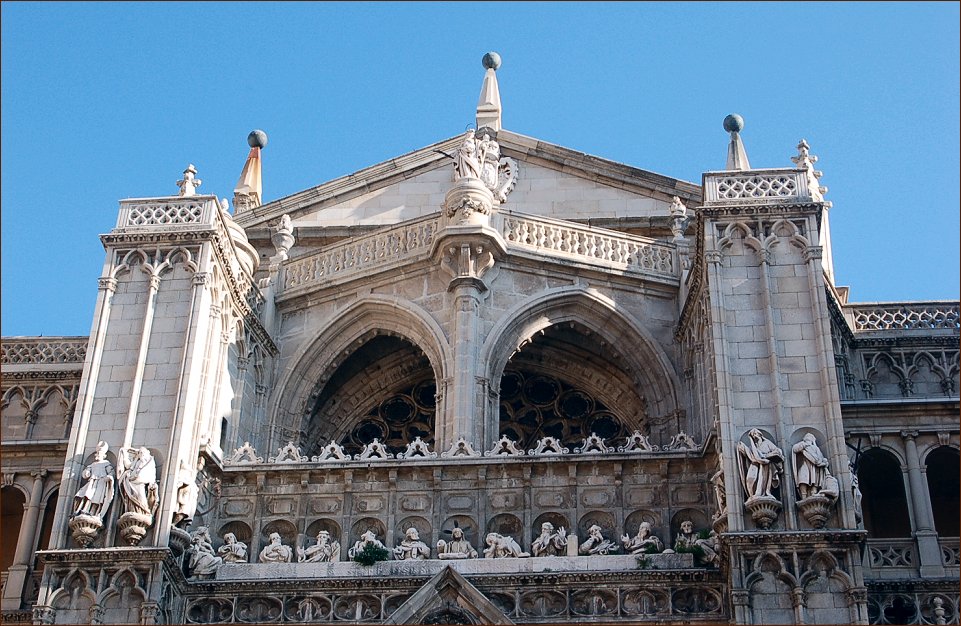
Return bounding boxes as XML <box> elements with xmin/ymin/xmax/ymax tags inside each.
<box><xmin>925</xmin><ymin>446</ymin><xmax>960</xmax><ymax>538</ymax></box>
<box><xmin>858</xmin><ymin>449</ymin><xmax>912</xmax><ymax>538</ymax></box>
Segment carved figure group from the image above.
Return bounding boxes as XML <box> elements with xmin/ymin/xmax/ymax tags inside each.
<box><xmin>621</xmin><ymin>521</ymin><xmax>663</xmax><ymax>554</ymax></box>
<box><xmin>736</xmin><ymin>429</ymin><xmax>784</xmax><ymax>500</ymax></box>
<box><xmin>298</xmin><ymin>530</ymin><xmax>340</xmax><ymax>563</ymax></box>
<box><xmin>187</xmin><ymin>527</ymin><xmax>222</xmax><ymax>579</ymax></box>
<box><xmin>348</xmin><ymin>529</ymin><xmax>387</xmax><ymax>559</ymax></box>
<box><xmin>484</xmin><ymin>532</ymin><xmax>531</xmax><ymax>559</ymax></box>
<box><xmin>531</xmin><ymin>522</ymin><xmax>568</xmax><ymax>557</ymax></box>
<box><xmin>73</xmin><ymin>441</ymin><xmax>115</xmax><ymax>520</ymax></box>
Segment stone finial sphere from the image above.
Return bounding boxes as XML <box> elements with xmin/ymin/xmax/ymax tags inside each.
<box><xmin>723</xmin><ymin>114</ymin><xmax>745</xmax><ymax>133</ymax></box>
<box><xmin>248</xmin><ymin>129</ymin><xmax>268</xmax><ymax>149</ymax></box>
<box><xmin>482</xmin><ymin>52</ymin><xmax>502</xmax><ymax>71</ymax></box>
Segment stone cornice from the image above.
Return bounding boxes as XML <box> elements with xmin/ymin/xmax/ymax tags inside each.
<box><xmin>720</xmin><ymin>529</ymin><xmax>866</xmax><ymax>547</ymax></box>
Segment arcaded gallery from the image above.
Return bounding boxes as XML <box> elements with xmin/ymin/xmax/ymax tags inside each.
<box><xmin>1</xmin><ymin>53</ymin><xmax>958</xmax><ymax>625</ymax></box>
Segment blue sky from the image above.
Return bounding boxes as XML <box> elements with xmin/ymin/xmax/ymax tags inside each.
<box><xmin>2</xmin><ymin>2</ymin><xmax>959</xmax><ymax>337</ymax></box>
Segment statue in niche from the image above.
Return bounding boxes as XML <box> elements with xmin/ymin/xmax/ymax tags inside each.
<box><xmin>437</xmin><ymin>526</ymin><xmax>478</xmax><ymax>559</ymax></box>
<box><xmin>172</xmin><ymin>458</ymin><xmax>201</xmax><ymax>529</ymax></box>
<box><xmin>674</xmin><ymin>520</ymin><xmax>718</xmax><ymax>567</ymax></box>
<box><xmin>850</xmin><ymin>462</ymin><xmax>864</xmax><ymax>523</ymax></box>
<box><xmin>393</xmin><ymin>527</ymin><xmax>431</xmax><ymax>560</ymax></box>
<box><xmin>187</xmin><ymin>527</ymin><xmax>222</xmax><ymax>579</ymax></box>
<box><xmin>531</xmin><ymin>521</ymin><xmax>568</xmax><ymax>557</ymax></box>
<box><xmin>348</xmin><ymin>529</ymin><xmax>387</xmax><ymax>559</ymax></box>
<box><xmin>298</xmin><ymin>530</ymin><xmax>340</xmax><ymax>563</ymax></box>
<box><xmin>452</xmin><ymin>129</ymin><xmax>482</xmax><ymax>180</ymax></box>
<box><xmin>218</xmin><ymin>533</ymin><xmax>248</xmax><ymax>563</ymax></box>
<box><xmin>73</xmin><ymin>441</ymin><xmax>115</xmax><ymax>520</ymax></box>
<box><xmin>621</xmin><ymin>521</ymin><xmax>663</xmax><ymax>554</ymax></box>
<box><xmin>117</xmin><ymin>446</ymin><xmax>158</xmax><ymax>519</ymax></box>
<box><xmin>792</xmin><ymin>433</ymin><xmax>831</xmax><ymax>500</ymax></box>
<box><xmin>258</xmin><ymin>532</ymin><xmax>293</xmax><ymax>563</ymax></box>
<box><xmin>736</xmin><ymin>429</ymin><xmax>784</xmax><ymax>500</ymax></box>
<box><xmin>578</xmin><ymin>524</ymin><xmax>618</xmax><ymax>555</ymax></box>
<box><xmin>483</xmin><ymin>532</ymin><xmax>530</xmax><ymax>559</ymax></box>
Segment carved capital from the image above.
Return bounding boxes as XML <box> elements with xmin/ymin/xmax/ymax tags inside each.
<box><xmin>791</xmin><ymin>587</ymin><xmax>806</xmax><ymax>608</ymax></box>
<box><xmin>2</xmin><ymin>473</ymin><xmax>14</xmax><ymax>487</ymax></box>
<box><xmin>757</xmin><ymin>248</ymin><xmax>773</xmax><ymax>265</ymax></box>
<box><xmin>32</xmin><ymin>606</ymin><xmax>56</xmax><ymax>625</ymax></box>
<box><xmin>192</xmin><ymin>272</ymin><xmax>211</xmax><ymax>287</ymax></box>
<box><xmin>98</xmin><ymin>277</ymin><xmax>118</xmax><ymax>293</ymax></box>
<box><xmin>900</xmin><ymin>430</ymin><xmax>919</xmax><ymax>441</ymax></box>
<box><xmin>705</xmin><ymin>250</ymin><xmax>723</xmax><ymax>265</ymax></box>
<box><xmin>148</xmin><ymin>274</ymin><xmax>162</xmax><ymax>291</ymax></box>
<box><xmin>937</xmin><ymin>432</ymin><xmax>951</xmax><ymax>446</ymax></box>
<box><xmin>31</xmin><ymin>470</ymin><xmax>48</xmax><ymax>482</ymax></box>
<box><xmin>803</xmin><ymin>245</ymin><xmax>823</xmax><ymax>262</ymax></box>
<box><xmin>731</xmin><ymin>590</ymin><xmax>750</xmax><ymax>607</ymax></box>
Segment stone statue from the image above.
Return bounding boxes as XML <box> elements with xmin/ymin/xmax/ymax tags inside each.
<box><xmin>621</xmin><ymin>521</ymin><xmax>663</xmax><ymax>554</ymax></box>
<box><xmin>483</xmin><ymin>532</ymin><xmax>530</xmax><ymax>559</ymax></box>
<box><xmin>116</xmin><ymin>446</ymin><xmax>158</xmax><ymax>519</ymax></box>
<box><xmin>850</xmin><ymin>462</ymin><xmax>863</xmax><ymax>523</ymax></box>
<box><xmin>674</xmin><ymin>520</ymin><xmax>718</xmax><ymax>567</ymax></box>
<box><xmin>298</xmin><ymin>530</ymin><xmax>340</xmax><ymax>563</ymax></box>
<box><xmin>258</xmin><ymin>532</ymin><xmax>293</xmax><ymax>563</ymax></box>
<box><xmin>453</xmin><ymin>130</ymin><xmax>482</xmax><ymax>180</ymax></box>
<box><xmin>187</xmin><ymin>526</ymin><xmax>222</xmax><ymax>579</ymax></box>
<box><xmin>393</xmin><ymin>527</ymin><xmax>431</xmax><ymax>560</ymax></box>
<box><xmin>72</xmin><ymin>441</ymin><xmax>115</xmax><ymax>520</ymax></box>
<box><xmin>531</xmin><ymin>522</ymin><xmax>568</xmax><ymax>557</ymax></box>
<box><xmin>476</xmin><ymin>132</ymin><xmax>501</xmax><ymax>188</ymax></box>
<box><xmin>578</xmin><ymin>524</ymin><xmax>618</xmax><ymax>555</ymax></box>
<box><xmin>348</xmin><ymin>529</ymin><xmax>387</xmax><ymax>559</ymax></box>
<box><xmin>736</xmin><ymin>429</ymin><xmax>784</xmax><ymax>500</ymax></box>
<box><xmin>217</xmin><ymin>533</ymin><xmax>248</xmax><ymax>563</ymax></box>
<box><xmin>176</xmin><ymin>164</ymin><xmax>202</xmax><ymax>197</ymax></box>
<box><xmin>792</xmin><ymin>433</ymin><xmax>831</xmax><ymax>500</ymax></box>
<box><xmin>172</xmin><ymin>458</ymin><xmax>201</xmax><ymax>529</ymax></box>
<box><xmin>437</xmin><ymin>526</ymin><xmax>478</xmax><ymax>559</ymax></box>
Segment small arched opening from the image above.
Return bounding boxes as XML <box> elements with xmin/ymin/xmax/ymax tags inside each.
<box><xmin>1</xmin><ymin>486</ymin><xmax>26</xmax><ymax>574</ymax></box>
<box><xmin>858</xmin><ymin>449</ymin><xmax>912</xmax><ymax>538</ymax></box>
<box><xmin>925</xmin><ymin>446</ymin><xmax>960</xmax><ymax>537</ymax></box>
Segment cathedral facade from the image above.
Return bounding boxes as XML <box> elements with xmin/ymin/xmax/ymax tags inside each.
<box><xmin>2</xmin><ymin>54</ymin><xmax>958</xmax><ymax>625</ymax></box>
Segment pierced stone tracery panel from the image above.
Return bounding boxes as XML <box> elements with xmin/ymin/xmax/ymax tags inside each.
<box><xmin>337</xmin><ymin>378</ymin><xmax>436</xmax><ymax>457</ymax></box>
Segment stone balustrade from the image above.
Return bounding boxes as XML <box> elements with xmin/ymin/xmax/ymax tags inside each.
<box><xmin>115</xmin><ymin>196</ymin><xmax>220</xmax><ymax>230</ymax></box>
<box><xmin>0</xmin><ymin>338</ymin><xmax>88</xmax><ymax>365</ymax></box>
<box><xmin>846</xmin><ymin>302</ymin><xmax>961</xmax><ymax>332</ymax></box>
<box><xmin>864</xmin><ymin>538</ymin><xmax>918</xmax><ymax>579</ymax></box>
<box><xmin>941</xmin><ymin>537</ymin><xmax>960</xmax><ymax>568</ymax></box>
<box><xmin>702</xmin><ymin>169</ymin><xmax>810</xmax><ymax>204</ymax></box>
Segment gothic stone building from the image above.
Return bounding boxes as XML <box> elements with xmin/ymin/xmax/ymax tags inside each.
<box><xmin>2</xmin><ymin>55</ymin><xmax>959</xmax><ymax>625</ymax></box>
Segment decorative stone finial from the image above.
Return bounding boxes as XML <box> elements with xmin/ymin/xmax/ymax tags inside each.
<box><xmin>791</xmin><ymin>139</ymin><xmax>828</xmax><ymax>200</ymax></box>
<box><xmin>176</xmin><ymin>164</ymin><xmax>202</xmax><ymax>197</ymax></box>
<box><xmin>271</xmin><ymin>214</ymin><xmax>295</xmax><ymax>262</ymax></box>
<box><xmin>234</xmin><ymin>130</ymin><xmax>266</xmax><ymax>213</ymax></box>
<box><xmin>670</xmin><ymin>196</ymin><xmax>688</xmax><ymax>241</ymax></box>
<box><xmin>482</xmin><ymin>51</ymin><xmax>502</xmax><ymax>71</ymax></box>
<box><xmin>724</xmin><ymin>113</ymin><xmax>751</xmax><ymax>171</ymax></box>
<box><xmin>476</xmin><ymin>52</ymin><xmax>502</xmax><ymax>132</ymax></box>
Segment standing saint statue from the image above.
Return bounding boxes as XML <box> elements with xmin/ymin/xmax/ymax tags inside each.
<box><xmin>452</xmin><ymin>130</ymin><xmax>482</xmax><ymax>180</ymax></box>
<box><xmin>736</xmin><ymin>429</ymin><xmax>784</xmax><ymax>500</ymax></box>
<box><xmin>117</xmin><ymin>446</ymin><xmax>158</xmax><ymax>518</ymax></box>
<box><xmin>73</xmin><ymin>441</ymin><xmax>115</xmax><ymax>521</ymax></box>
<box><xmin>792</xmin><ymin>433</ymin><xmax>831</xmax><ymax>500</ymax></box>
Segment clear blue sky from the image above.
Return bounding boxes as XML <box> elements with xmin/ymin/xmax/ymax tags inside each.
<box><xmin>2</xmin><ymin>2</ymin><xmax>958</xmax><ymax>337</ymax></box>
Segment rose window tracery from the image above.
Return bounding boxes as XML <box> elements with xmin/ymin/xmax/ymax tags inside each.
<box><xmin>338</xmin><ymin>379</ymin><xmax>436</xmax><ymax>456</ymax></box>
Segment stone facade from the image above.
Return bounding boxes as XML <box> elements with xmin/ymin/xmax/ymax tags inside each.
<box><xmin>1</xmin><ymin>57</ymin><xmax>958</xmax><ymax>625</ymax></box>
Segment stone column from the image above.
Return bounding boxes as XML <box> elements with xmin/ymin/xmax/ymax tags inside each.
<box><xmin>448</xmin><ymin>272</ymin><xmax>484</xmax><ymax>448</ymax></box>
<box><xmin>901</xmin><ymin>431</ymin><xmax>945</xmax><ymax>577</ymax></box>
<box><xmin>1</xmin><ymin>471</ymin><xmax>46</xmax><ymax>610</ymax></box>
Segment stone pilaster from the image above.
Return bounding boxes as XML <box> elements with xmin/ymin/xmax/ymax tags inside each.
<box><xmin>901</xmin><ymin>430</ymin><xmax>945</xmax><ymax>577</ymax></box>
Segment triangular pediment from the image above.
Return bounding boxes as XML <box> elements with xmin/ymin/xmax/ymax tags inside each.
<box><xmin>235</xmin><ymin>130</ymin><xmax>701</xmax><ymax>233</ymax></box>
<box><xmin>384</xmin><ymin>565</ymin><xmax>514</xmax><ymax>625</ymax></box>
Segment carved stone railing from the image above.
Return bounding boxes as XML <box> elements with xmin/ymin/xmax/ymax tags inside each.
<box><xmin>702</xmin><ymin>169</ymin><xmax>810</xmax><ymax>204</ymax></box>
<box><xmin>282</xmin><ymin>215</ymin><xmax>441</xmax><ymax>293</ymax></box>
<box><xmin>498</xmin><ymin>212</ymin><xmax>677</xmax><ymax>282</ymax></box>
<box><xmin>846</xmin><ymin>302</ymin><xmax>961</xmax><ymax>332</ymax></box>
<box><xmin>864</xmin><ymin>538</ymin><xmax>917</xmax><ymax>574</ymax></box>
<box><xmin>1</xmin><ymin>338</ymin><xmax>88</xmax><ymax>365</ymax></box>
<box><xmin>941</xmin><ymin>537</ymin><xmax>960</xmax><ymax>567</ymax></box>
<box><xmin>115</xmin><ymin>196</ymin><xmax>219</xmax><ymax>230</ymax></box>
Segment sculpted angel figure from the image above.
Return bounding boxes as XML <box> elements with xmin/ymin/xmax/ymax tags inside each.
<box><xmin>393</xmin><ymin>527</ymin><xmax>431</xmax><ymax>560</ymax></box>
<box><xmin>578</xmin><ymin>524</ymin><xmax>618</xmax><ymax>555</ymax></box>
<box><xmin>259</xmin><ymin>532</ymin><xmax>293</xmax><ymax>563</ymax></box>
<box><xmin>531</xmin><ymin>521</ymin><xmax>568</xmax><ymax>557</ymax></box>
<box><xmin>483</xmin><ymin>532</ymin><xmax>530</xmax><ymax>559</ymax></box>
<box><xmin>736</xmin><ymin>429</ymin><xmax>784</xmax><ymax>500</ymax></box>
<box><xmin>621</xmin><ymin>521</ymin><xmax>663</xmax><ymax>554</ymax></box>
<box><xmin>298</xmin><ymin>530</ymin><xmax>340</xmax><ymax>563</ymax></box>
<box><xmin>792</xmin><ymin>433</ymin><xmax>831</xmax><ymax>499</ymax></box>
<box><xmin>217</xmin><ymin>532</ymin><xmax>248</xmax><ymax>563</ymax></box>
<box><xmin>117</xmin><ymin>446</ymin><xmax>158</xmax><ymax>518</ymax></box>
<box><xmin>453</xmin><ymin>129</ymin><xmax>482</xmax><ymax>180</ymax></box>
<box><xmin>73</xmin><ymin>441</ymin><xmax>115</xmax><ymax>520</ymax></box>
<box><xmin>437</xmin><ymin>526</ymin><xmax>478</xmax><ymax>559</ymax></box>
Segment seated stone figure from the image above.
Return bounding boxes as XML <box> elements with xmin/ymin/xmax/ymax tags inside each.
<box><xmin>259</xmin><ymin>532</ymin><xmax>293</xmax><ymax>563</ymax></box>
<box><xmin>621</xmin><ymin>521</ymin><xmax>663</xmax><ymax>554</ymax></box>
<box><xmin>531</xmin><ymin>522</ymin><xmax>568</xmax><ymax>557</ymax></box>
<box><xmin>217</xmin><ymin>532</ymin><xmax>248</xmax><ymax>563</ymax></box>
<box><xmin>187</xmin><ymin>527</ymin><xmax>223</xmax><ymax>579</ymax></box>
<box><xmin>348</xmin><ymin>529</ymin><xmax>387</xmax><ymax>559</ymax></box>
<box><xmin>393</xmin><ymin>527</ymin><xmax>431</xmax><ymax>560</ymax></box>
<box><xmin>579</xmin><ymin>524</ymin><xmax>618</xmax><ymax>555</ymax></box>
<box><xmin>674</xmin><ymin>520</ymin><xmax>718</xmax><ymax>567</ymax></box>
<box><xmin>437</xmin><ymin>526</ymin><xmax>478</xmax><ymax>559</ymax></box>
<box><xmin>298</xmin><ymin>530</ymin><xmax>340</xmax><ymax>563</ymax></box>
<box><xmin>483</xmin><ymin>532</ymin><xmax>530</xmax><ymax>558</ymax></box>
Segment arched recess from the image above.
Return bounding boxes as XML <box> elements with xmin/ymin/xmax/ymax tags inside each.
<box><xmin>271</xmin><ymin>297</ymin><xmax>451</xmax><ymax>458</ymax></box>
<box><xmin>925</xmin><ymin>446</ymin><xmax>960</xmax><ymax>537</ymax></box>
<box><xmin>858</xmin><ymin>448</ymin><xmax>912</xmax><ymax>538</ymax></box>
<box><xmin>1</xmin><ymin>485</ymin><xmax>26</xmax><ymax>573</ymax></box>
<box><xmin>481</xmin><ymin>287</ymin><xmax>681</xmax><ymax>450</ymax></box>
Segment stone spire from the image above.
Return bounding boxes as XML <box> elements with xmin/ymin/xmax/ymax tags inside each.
<box><xmin>723</xmin><ymin>114</ymin><xmax>751</xmax><ymax>171</ymax></box>
<box><xmin>476</xmin><ymin>52</ymin><xmax>502</xmax><ymax>132</ymax></box>
<box><xmin>233</xmin><ymin>129</ymin><xmax>268</xmax><ymax>213</ymax></box>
